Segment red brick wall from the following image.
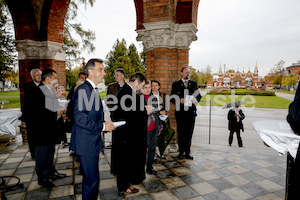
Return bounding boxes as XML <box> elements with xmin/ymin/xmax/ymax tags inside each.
<box><xmin>143</xmin><ymin>0</ymin><xmax>176</xmax><ymax>23</ymax></box>
<box><xmin>175</xmin><ymin>0</ymin><xmax>199</xmax><ymax>26</ymax></box>
<box><xmin>134</xmin><ymin>0</ymin><xmax>144</xmax><ymax>29</ymax></box>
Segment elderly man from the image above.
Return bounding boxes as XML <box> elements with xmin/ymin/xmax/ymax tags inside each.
<box><xmin>171</xmin><ymin>67</ymin><xmax>202</xmax><ymax>160</ymax></box>
<box><xmin>23</xmin><ymin>68</ymin><xmax>42</xmax><ymax>160</ymax></box>
<box><xmin>70</xmin><ymin>59</ymin><xmax>116</xmax><ymax>200</ymax></box>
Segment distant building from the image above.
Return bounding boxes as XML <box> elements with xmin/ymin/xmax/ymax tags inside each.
<box><xmin>286</xmin><ymin>60</ymin><xmax>300</xmax><ymax>76</ymax></box>
<box><xmin>208</xmin><ymin>63</ymin><xmax>259</xmax><ymax>88</ymax></box>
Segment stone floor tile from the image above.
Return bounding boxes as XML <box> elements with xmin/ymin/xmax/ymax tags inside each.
<box><xmin>56</xmin><ymin>157</ymin><xmax>73</xmax><ymax>164</ymax></box>
<box><xmin>151</xmin><ymin>190</ymin><xmax>179</xmax><ymax>200</ymax></box>
<box><xmin>19</xmin><ymin>161</ymin><xmax>35</xmax><ymax>168</ymax></box>
<box><xmin>203</xmin><ymin>191</ymin><xmax>231</xmax><ymax>200</ymax></box>
<box><xmin>57</xmin><ymin>169</ymin><xmax>73</xmax><ymax>177</ymax></box>
<box><xmin>13</xmin><ymin>148</ymin><xmax>28</xmax><ymax>154</ymax></box>
<box><xmin>51</xmin><ymin>195</ymin><xmax>74</xmax><ymax>200</ymax></box>
<box><xmin>9</xmin><ymin>152</ymin><xmax>27</xmax><ymax>158</ymax></box>
<box><xmin>125</xmin><ymin>184</ymin><xmax>148</xmax><ymax>198</ymax></box>
<box><xmin>50</xmin><ymin>185</ymin><xmax>74</xmax><ymax>199</ymax></box>
<box><xmin>56</xmin><ymin>162</ymin><xmax>73</xmax><ymax>170</ymax></box>
<box><xmin>57</xmin><ymin>152</ymin><xmax>71</xmax><ymax>158</ymax></box>
<box><xmin>267</xmin><ymin>165</ymin><xmax>286</xmax><ymax>175</ymax></box>
<box><xmin>177</xmin><ymin>159</ymin><xmax>195</xmax><ymax>166</ymax></box>
<box><xmin>212</xmin><ymin>167</ymin><xmax>235</xmax><ymax>177</ymax></box>
<box><xmin>256</xmin><ymin>193</ymin><xmax>283</xmax><ymax>200</ymax></box>
<box><xmin>240</xmin><ymin>162</ymin><xmax>261</xmax><ymax>170</ymax></box>
<box><xmin>99</xmin><ymin>164</ymin><xmax>111</xmax><ymax>172</ymax></box>
<box><xmin>239</xmin><ymin>171</ymin><xmax>265</xmax><ymax>182</ymax></box>
<box><xmin>5</xmin><ymin>192</ymin><xmax>25</xmax><ymax>200</ymax></box>
<box><xmin>164</xmin><ymin>161</ymin><xmax>183</xmax><ymax>168</ymax></box>
<box><xmin>74</xmin><ymin>184</ymin><xmax>82</xmax><ymax>195</ymax></box>
<box><xmin>190</xmin><ymin>182</ymin><xmax>217</xmax><ymax>195</ymax></box>
<box><xmin>161</xmin><ymin>177</ymin><xmax>186</xmax><ymax>189</ymax></box>
<box><xmin>252</xmin><ymin>160</ymin><xmax>273</xmax><ymax>167</ymax></box>
<box><xmin>255</xmin><ymin>179</ymin><xmax>283</xmax><ymax>192</ymax></box>
<box><xmin>0</xmin><ymin>169</ymin><xmax>16</xmax><ymax>176</ymax></box>
<box><xmin>273</xmin><ymin>188</ymin><xmax>285</xmax><ymax>199</ymax></box>
<box><xmin>5</xmin><ymin>182</ymin><xmax>29</xmax><ymax>195</ymax></box>
<box><xmin>196</xmin><ymin>171</ymin><xmax>220</xmax><ymax>181</ymax></box>
<box><xmin>253</xmin><ymin>168</ymin><xmax>277</xmax><ymax>178</ymax></box>
<box><xmin>0</xmin><ymin>162</ymin><xmax>19</xmax><ymax>170</ymax></box>
<box><xmin>99</xmin><ymin>187</ymin><xmax>121</xmax><ymax>200</ymax></box>
<box><xmin>3</xmin><ymin>157</ymin><xmax>23</xmax><ymax>164</ymax></box>
<box><xmin>127</xmin><ymin>194</ymin><xmax>152</xmax><ymax>200</ymax></box>
<box><xmin>205</xmin><ymin>154</ymin><xmax>223</xmax><ymax>161</ymax></box>
<box><xmin>226</xmin><ymin>165</ymin><xmax>249</xmax><ymax>174</ymax></box>
<box><xmin>99</xmin><ymin>158</ymin><xmax>108</xmax><ymax>165</ymax></box>
<box><xmin>179</xmin><ymin>174</ymin><xmax>203</xmax><ymax>185</ymax></box>
<box><xmin>27</xmin><ymin>180</ymin><xmax>43</xmax><ymax>191</ymax></box>
<box><xmin>99</xmin><ymin>170</ymin><xmax>114</xmax><ymax>180</ymax></box>
<box><xmin>14</xmin><ymin>167</ymin><xmax>35</xmax><ymax>175</ymax></box>
<box><xmin>99</xmin><ymin>178</ymin><xmax>117</xmax><ymax>190</ymax></box>
<box><xmin>74</xmin><ymin>175</ymin><xmax>82</xmax><ymax>184</ymax></box>
<box><xmin>202</xmin><ymin>162</ymin><xmax>222</xmax><ymax>170</ymax></box>
<box><xmin>240</xmin><ymin>183</ymin><xmax>268</xmax><ymax>197</ymax></box>
<box><xmin>143</xmin><ymin>180</ymin><xmax>168</xmax><ymax>193</ymax></box>
<box><xmin>171</xmin><ymin>185</ymin><xmax>200</xmax><ymax>200</ymax></box>
<box><xmin>186</xmin><ymin>164</ymin><xmax>207</xmax><ymax>173</ymax></box>
<box><xmin>52</xmin><ymin>176</ymin><xmax>73</xmax><ymax>187</ymax></box>
<box><xmin>144</xmin><ymin>173</ymin><xmax>160</xmax><ymax>182</ymax></box>
<box><xmin>224</xmin><ymin>174</ymin><xmax>250</xmax><ymax>186</ymax></box>
<box><xmin>222</xmin><ymin>187</ymin><xmax>253</xmax><ymax>200</ymax></box>
<box><xmin>0</xmin><ymin>153</ymin><xmax>10</xmax><ymax>160</ymax></box>
<box><xmin>153</xmin><ymin>163</ymin><xmax>168</xmax><ymax>171</ymax></box>
<box><xmin>8</xmin><ymin>173</ymin><xmax>33</xmax><ymax>184</ymax></box>
<box><xmin>57</xmin><ymin>148</ymin><xmax>70</xmax><ymax>154</ymax></box>
<box><xmin>171</xmin><ymin>166</ymin><xmax>192</xmax><ymax>176</ymax></box>
<box><xmin>226</xmin><ymin>157</ymin><xmax>247</xmax><ymax>164</ymax></box>
<box><xmin>24</xmin><ymin>188</ymin><xmax>50</xmax><ymax>200</ymax></box>
<box><xmin>156</xmin><ymin>169</ymin><xmax>176</xmax><ymax>179</ymax></box>
<box><xmin>207</xmin><ymin>178</ymin><xmax>235</xmax><ymax>191</ymax></box>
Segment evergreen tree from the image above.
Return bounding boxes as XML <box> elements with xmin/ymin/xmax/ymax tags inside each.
<box><xmin>105</xmin><ymin>39</ymin><xmax>145</xmax><ymax>85</ymax></box>
<box><xmin>0</xmin><ymin>0</ymin><xmax>16</xmax><ymax>83</ymax></box>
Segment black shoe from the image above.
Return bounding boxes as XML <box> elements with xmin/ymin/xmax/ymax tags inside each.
<box><xmin>146</xmin><ymin>169</ymin><xmax>157</xmax><ymax>175</ymax></box>
<box><xmin>185</xmin><ymin>154</ymin><xmax>194</xmax><ymax>160</ymax></box>
<box><xmin>229</xmin><ymin>144</ymin><xmax>231</xmax><ymax>146</ymax></box>
<box><xmin>62</xmin><ymin>143</ymin><xmax>69</xmax><ymax>148</ymax></box>
<box><xmin>177</xmin><ymin>154</ymin><xmax>185</xmax><ymax>160</ymax></box>
<box><xmin>50</xmin><ymin>172</ymin><xmax>66</xmax><ymax>180</ymax></box>
<box><xmin>38</xmin><ymin>179</ymin><xmax>54</xmax><ymax>188</ymax></box>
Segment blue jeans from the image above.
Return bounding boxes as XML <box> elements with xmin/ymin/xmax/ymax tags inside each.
<box><xmin>147</xmin><ymin>129</ymin><xmax>157</xmax><ymax>171</ymax></box>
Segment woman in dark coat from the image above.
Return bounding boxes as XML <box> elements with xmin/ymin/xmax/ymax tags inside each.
<box><xmin>228</xmin><ymin>105</ymin><xmax>245</xmax><ymax>147</ymax></box>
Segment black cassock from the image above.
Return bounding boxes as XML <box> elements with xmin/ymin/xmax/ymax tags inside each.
<box><xmin>111</xmin><ymin>83</ymin><xmax>147</xmax><ymax>191</ymax></box>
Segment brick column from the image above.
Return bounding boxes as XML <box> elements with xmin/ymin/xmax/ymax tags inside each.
<box><xmin>137</xmin><ymin>20</ymin><xmax>197</xmax><ymax>150</ymax></box>
<box><xmin>16</xmin><ymin>40</ymin><xmax>66</xmax><ymax>109</ymax></box>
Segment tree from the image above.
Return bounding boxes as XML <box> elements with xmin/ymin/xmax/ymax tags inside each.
<box><xmin>190</xmin><ymin>71</ymin><xmax>199</xmax><ymax>84</ymax></box>
<box><xmin>282</xmin><ymin>72</ymin><xmax>298</xmax><ymax>90</ymax></box>
<box><xmin>0</xmin><ymin>0</ymin><xmax>17</xmax><ymax>84</ymax></box>
<box><xmin>198</xmin><ymin>65</ymin><xmax>212</xmax><ymax>85</ymax></box>
<box><xmin>3</xmin><ymin>67</ymin><xmax>19</xmax><ymax>87</ymax></box>
<box><xmin>64</xmin><ymin>0</ymin><xmax>96</xmax><ymax>67</ymax></box>
<box><xmin>104</xmin><ymin>39</ymin><xmax>145</xmax><ymax>85</ymax></box>
<box><xmin>272</xmin><ymin>60</ymin><xmax>285</xmax><ymax>90</ymax></box>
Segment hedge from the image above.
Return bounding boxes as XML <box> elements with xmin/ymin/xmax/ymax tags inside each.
<box><xmin>208</xmin><ymin>90</ymin><xmax>275</xmax><ymax>96</ymax></box>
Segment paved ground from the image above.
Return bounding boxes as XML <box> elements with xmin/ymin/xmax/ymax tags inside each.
<box><xmin>0</xmin><ymin>106</ymin><xmax>289</xmax><ymax>200</ymax></box>
<box><xmin>275</xmin><ymin>92</ymin><xmax>295</xmax><ymax>101</ymax></box>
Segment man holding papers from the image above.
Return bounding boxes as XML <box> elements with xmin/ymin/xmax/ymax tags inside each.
<box><xmin>171</xmin><ymin>67</ymin><xmax>202</xmax><ymax>160</ymax></box>
<box><xmin>70</xmin><ymin>59</ymin><xmax>115</xmax><ymax>200</ymax></box>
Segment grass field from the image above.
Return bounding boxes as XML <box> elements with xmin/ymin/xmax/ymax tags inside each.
<box><xmin>199</xmin><ymin>94</ymin><xmax>292</xmax><ymax>109</ymax></box>
<box><xmin>0</xmin><ymin>91</ymin><xmax>292</xmax><ymax>109</ymax></box>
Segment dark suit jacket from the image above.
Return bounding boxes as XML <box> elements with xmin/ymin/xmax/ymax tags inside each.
<box><xmin>171</xmin><ymin>79</ymin><xmax>202</xmax><ymax>113</ymax></box>
<box><xmin>228</xmin><ymin>109</ymin><xmax>245</xmax><ymax>132</ymax></box>
<box><xmin>23</xmin><ymin>81</ymin><xmax>39</xmax><ymax>123</ymax></box>
<box><xmin>106</xmin><ymin>82</ymin><xmax>121</xmax><ymax>109</ymax></box>
<box><xmin>70</xmin><ymin>80</ymin><xmax>105</xmax><ymax>155</ymax></box>
<box><xmin>30</xmin><ymin>82</ymin><xmax>60</xmax><ymax>145</ymax></box>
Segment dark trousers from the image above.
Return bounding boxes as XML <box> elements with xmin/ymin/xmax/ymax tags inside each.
<box><xmin>146</xmin><ymin>129</ymin><xmax>157</xmax><ymax>171</ymax></box>
<box><xmin>229</xmin><ymin>129</ymin><xmax>243</xmax><ymax>147</ymax></box>
<box><xmin>175</xmin><ymin>111</ymin><xmax>196</xmax><ymax>155</ymax></box>
<box><xmin>77</xmin><ymin>154</ymin><xmax>100</xmax><ymax>200</ymax></box>
<box><xmin>35</xmin><ymin>145</ymin><xmax>56</xmax><ymax>181</ymax></box>
<box><xmin>26</xmin><ymin>125</ymin><xmax>35</xmax><ymax>159</ymax></box>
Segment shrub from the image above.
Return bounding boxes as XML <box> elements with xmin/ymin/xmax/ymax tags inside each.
<box><xmin>208</xmin><ymin>89</ymin><xmax>275</xmax><ymax>96</ymax></box>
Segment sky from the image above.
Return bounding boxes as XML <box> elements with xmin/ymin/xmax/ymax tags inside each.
<box><xmin>75</xmin><ymin>0</ymin><xmax>300</xmax><ymax>76</ymax></box>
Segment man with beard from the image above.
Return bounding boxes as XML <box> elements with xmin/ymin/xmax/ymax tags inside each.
<box><xmin>171</xmin><ymin>67</ymin><xmax>202</xmax><ymax>160</ymax></box>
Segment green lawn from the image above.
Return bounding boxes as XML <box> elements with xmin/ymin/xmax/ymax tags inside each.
<box><xmin>200</xmin><ymin>94</ymin><xmax>291</xmax><ymax>109</ymax></box>
<box><xmin>0</xmin><ymin>90</ymin><xmax>107</xmax><ymax>109</ymax></box>
<box><xmin>0</xmin><ymin>91</ymin><xmax>292</xmax><ymax>109</ymax></box>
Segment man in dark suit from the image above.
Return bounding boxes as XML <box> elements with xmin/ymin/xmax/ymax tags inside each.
<box><xmin>228</xmin><ymin>105</ymin><xmax>245</xmax><ymax>147</ymax></box>
<box><xmin>70</xmin><ymin>59</ymin><xmax>116</xmax><ymax>200</ymax></box>
<box><xmin>112</xmin><ymin>73</ymin><xmax>152</xmax><ymax>197</ymax></box>
<box><xmin>171</xmin><ymin>67</ymin><xmax>202</xmax><ymax>160</ymax></box>
<box><xmin>23</xmin><ymin>68</ymin><xmax>42</xmax><ymax>160</ymax></box>
<box><xmin>32</xmin><ymin>68</ymin><xmax>67</xmax><ymax>188</ymax></box>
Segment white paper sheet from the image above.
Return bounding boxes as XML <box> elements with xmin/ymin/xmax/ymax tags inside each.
<box><xmin>184</xmin><ymin>95</ymin><xmax>194</xmax><ymax>107</ymax></box>
<box><xmin>113</xmin><ymin>121</ymin><xmax>126</xmax><ymax>128</ymax></box>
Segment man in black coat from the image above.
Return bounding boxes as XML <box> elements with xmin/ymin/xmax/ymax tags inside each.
<box><xmin>23</xmin><ymin>68</ymin><xmax>42</xmax><ymax>160</ymax></box>
<box><xmin>32</xmin><ymin>69</ymin><xmax>67</xmax><ymax>188</ymax></box>
<box><xmin>111</xmin><ymin>73</ymin><xmax>152</xmax><ymax>197</ymax></box>
<box><xmin>228</xmin><ymin>105</ymin><xmax>245</xmax><ymax>147</ymax></box>
<box><xmin>171</xmin><ymin>67</ymin><xmax>202</xmax><ymax>160</ymax></box>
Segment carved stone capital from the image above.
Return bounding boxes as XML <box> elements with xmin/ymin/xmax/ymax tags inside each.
<box><xmin>16</xmin><ymin>40</ymin><xmax>65</xmax><ymax>61</ymax></box>
<box><xmin>136</xmin><ymin>20</ymin><xmax>198</xmax><ymax>51</ymax></box>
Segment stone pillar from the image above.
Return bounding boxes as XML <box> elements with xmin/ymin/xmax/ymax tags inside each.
<box><xmin>16</xmin><ymin>39</ymin><xmax>66</xmax><ymax>109</ymax></box>
<box><xmin>137</xmin><ymin>20</ymin><xmax>197</xmax><ymax>149</ymax></box>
